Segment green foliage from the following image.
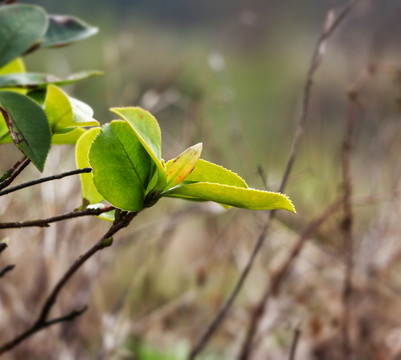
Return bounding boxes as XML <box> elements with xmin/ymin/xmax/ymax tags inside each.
<box><xmin>83</xmin><ymin>107</ymin><xmax>295</xmax><ymax>215</ymax></box>
<box><xmin>0</xmin><ymin>2</ymin><xmax>295</xmax><ymax>212</ymax></box>
<box><xmin>0</xmin><ymin>4</ymin><xmax>48</xmax><ymax>68</ymax></box>
<box><xmin>0</xmin><ymin>91</ymin><xmax>50</xmax><ymax>171</ymax></box>
<box><xmin>0</xmin><ymin>2</ymin><xmax>98</xmax><ymax>169</ymax></box>
<box><xmin>0</xmin><ymin>70</ymin><xmax>101</xmax><ymax>89</ymax></box>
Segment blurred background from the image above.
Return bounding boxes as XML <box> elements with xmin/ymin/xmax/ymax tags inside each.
<box><xmin>2</xmin><ymin>0</ymin><xmax>401</xmax><ymax>359</ymax></box>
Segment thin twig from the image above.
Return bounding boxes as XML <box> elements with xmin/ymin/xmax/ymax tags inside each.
<box><xmin>0</xmin><ymin>157</ymin><xmax>30</xmax><ymax>191</ymax></box>
<box><xmin>188</xmin><ymin>2</ymin><xmax>360</xmax><ymax>358</ymax></box>
<box><xmin>0</xmin><ymin>264</ymin><xmax>15</xmax><ymax>278</ymax></box>
<box><xmin>0</xmin><ymin>167</ymin><xmax>92</xmax><ymax>196</ymax></box>
<box><xmin>0</xmin><ymin>206</ymin><xmax>115</xmax><ymax>229</ymax></box>
<box><xmin>288</xmin><ymin>327</ymin><xmax>302</xmax><ymax>360</ymax></box>
<box><xmin>0</xmin><ymin>211</ymin><xmax>137</xmax><ymax>355</ymax></box>
<box><xmin>0</xmin><ymin>242</ymin><xmax>7</xmax><ymax>254</ymax></box>
<box><xmin>341</xmin><ymin>79</ymin><xmax>358</xmax><ymax>360</ymax></box>
<box><xmin>237</xmin><ymin>199</ymin><xmax>343</xmax><ymax>360</ymax></box>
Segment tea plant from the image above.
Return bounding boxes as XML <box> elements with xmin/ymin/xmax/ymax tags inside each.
<box><xmin>0</xmin><ymin>1</ymin><xmax>295</xmax><ymax>355</ymax></box>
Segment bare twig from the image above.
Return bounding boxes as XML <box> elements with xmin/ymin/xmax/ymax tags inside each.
<box><xmin>288</xmin><ymin>327</ymin><xmax>302</xmax><ymax>360</ymax></box>
<box><xmin>0</xmin><ymin>264</ymin><xmax>15</xmax><ymax>278</ymax></box>
<box><xmin>0</xmin><ymin>167</ymin><xmax>92</xmax><ymax>196</ymax></box>
<box><xmin>0</xmin><ymin>211</ymin><xmax>137</xmax><ymax>355</ymax></box>
<box><xmin>0</xmin><ymin>205</ymin><xmax>115</xmax><ymax>229</ymax></box>
<box><xmin>0</xmin><ymin>157</ymin><xmax>30</xmax><ymax>191</ymax></box>
<box><xmin>0</xmin><ymin>242</ymin><xmax>7</xmax><ymax>254</ymax></box>
<box><xmin>188</xmin><ymin>2</ymin><xmax>361</xmax><ymax>358</ymax></box>
<box><xmin>237</xmin><ymin>199</ymin><xmax>343</xmax><ymax>360</ymax></box>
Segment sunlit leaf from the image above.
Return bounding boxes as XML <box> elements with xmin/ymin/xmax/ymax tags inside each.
<box><xmin>52</xmin><ymin>127</ymin><xmax>85</xmax><ymax>145</ymax></box>
<box><xmin>182</xmin><ymin>159</ymin><xmax>248</xmax><ymax>188</ymax></box>
<box><xmin>76</xmin><ymin>127</ymin><xmax>103</xmax><ymax>204</ymax></box>
<box><xmin>0</xmin><ymin>91</ymin><xmax>51</xmax><ymax>171</ymax></box>
<box><xmin>0</xmin><ymin>58</ymin><xmax>26</xmax><ymax>76</ymax></box>
<box><xmin>40</xmin><ymin>15</ymin><xmax>98</xmax><ymax>48</ymax></box>
<box><xmin>89</xmin><ymin>120</ymin><xmax>153</xmax><ymax>212</ymax></box>
<box><xmin>0</xmin><ymin>4</ymin><xmax>48</xmax><ymax>68</ymax></box>
<box><xmin>0</xmin><ymin>70</ymin><xmax>102</xmax><ymax>89</ymax></box>
<box><xmin>163</xmin><ymin>183</ymin><xmax>295</xmax><ymax>212</ymax></box>
<box><xmin>111</xmin><ymin>107</ymin><xmax>166</xmax><ymax>190</ymax></box>
<box><xmin>44</xmin><ymin>85</ymin><xmax>98</xmax><ymax>133</ymax></box>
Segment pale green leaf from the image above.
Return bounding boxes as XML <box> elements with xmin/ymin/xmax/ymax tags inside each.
<box><xmin>0</xmin><ymin>58</ymin><xmax>26</xmax><ymax>76</ymax></box>
<box><xmin>76</xmin><ymin>127</ymin><xmax>103</xmax><ymax>204</ymax></box>
<box><xmin>52</xmin><ymin>127</ymin><xmax>85</xmax><ymax>145</ymax></box>
<box><xmin>183</xmin><ymin>159</ymin><xmax>248</xmax><ymax>188</ymax></box>
<box><xmin>89</xmin><ymin>120</ymin><xmax>152</xmax><ymax>212</ymax></box>
<box><xmin>44</xmin><ymin>85</ymin><xmax>98</xmax><ymax>133</ymax></box>
<box><xmin>163</xmin><ymin>183</ymin><xmax>296</xmax><ymax>212</ymax></box>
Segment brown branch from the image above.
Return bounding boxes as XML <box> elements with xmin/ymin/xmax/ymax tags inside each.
<box><xmin>0</xmin><ymin>206</ymin><xmax>115</xmax><ymax>229</ymax></box>
<box><xmin>0</xmin><ymin>167</ymin><xmax>92</xmax><ymax>196</ymax></box>
<box><xmin>288</xmin><ymin>327</ymin><xmax>302</xmax><ymax>360</ymax></box>
<box><xmin>188</xmin><ymin>2</ymin><xmax>361</xmax><ymax>359</ymax></box>
<box><xmin>0</xmin><ymin>211</ymin><xmax>137</xmax><ymax>355</ymax></box>
<box><xmin>0</xmin><ymin>157</ymin><xmax>30</xmax><ymax>191</ymax></box>
<box><xmin>0</xmin><ymin>264</ymin><xmax>15</xmax><ymax>278</ymax></box>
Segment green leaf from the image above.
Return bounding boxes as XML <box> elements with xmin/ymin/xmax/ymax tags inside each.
<box><xmin>0</xmin><ymin>4</ymin><xmax>48</xmax><ymax>68</ymax></box>
<box><xmin>52</xmin><ymin>127</ymin><xmax>85</xmax><ymax>145</ymax></box>
<box><xmin>0</xmin><ymin>70</ymin><xmax>102</xmax><ymax>89</ymax></box>
<box><xmin>0</xmin><ymin>58</ymin><xmax>26</xmax><ymax>76</ymax></box>
<box><xmin>163</xmin><ymin>183</ymin><xmax>295</xmax><ymax>212</ymax></box>
<box><xmin>165</xmin><ymin>143</ymin><xmax>202</xmax><ymax>189</ymax></box>
<box><xmin>180</xmin><ymin>159</ymin><xmax>248</xmax><ymax>188</ymax></box>
<box><xmin>44</xmin><ymin>85</ymin><xmax>98</xmax><ymax>133</ymax></box>
<box><xmin>89</xmin><ymin>120</ymin><xmax>153</xmax><ymax>212</ymax></box>
<box><xmin>76</xmin><ymin>127</ymin><xmax>103</xmax><ymax>204</ymax></box>
<box><xmin>0</xmin><ymin>91</ymin><xmax>51</xmax><ymax>171</ymax></box>
<box><xmin>111</xmin><ymin>107</ymin><xmax>166</xmax><ymax>190</ymax></box>
<box><xmin>40</xmin><ymin>15</ymin><xmax>98</xmax><ymax>48</ymax></box>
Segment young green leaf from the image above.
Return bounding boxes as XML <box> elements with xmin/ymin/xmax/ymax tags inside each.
<box><xmin>0</xmin><ymin>58</ymin><xmax>26</xmax><ymax>76</ymax></box>
<box><xmin>0</xmin><ymin>91</ymin><xmax>51</xmax><ymax>171</ymax></box>
<box><xmin>0</xmin><ymin>70</ymin><xmax>102</xmax><ymax>90</ymax></box>
<box><xmin>39</xmin><ymin>15</ymin><xmax>98</xmax><ymax>48</ymax></box>
<box><xmin>52</xmin><ymin>127</ymin><xmax>85</xmax><ymax>145</ymax></box>
<box><xmin>76</xmin><ymin>127</ymin><xmax>103</xmax><ymax>204</ymax></box>
<box><xmin>111</xmin><ymin>106</ymin><xmax>166</xmax><ymax>192</ymax></box>
<box><xmin>165</xmin><ymin>143</ymin><xmax>202</xmax><ymax>189</ymax></box>
<box><xmin>181</xmin><ymin>159</ymin><xmax>248</xmax><ymax>188</ymax></box>
<box><xmin>44</xmin><ymin>85</ymin><xmax>98</xmax><ymax>133</ymax></box>
<box><xmin>0</xmin><ymin>4</ymin><xmax>48</xmax><ymax>68</ymax></box>
<box><xmin>89</xmin><ymin>120</ymin><xmax>153</xmax><ymax>212</ymax></box>
<box><xmin>163</xmin><ymin>183</ymin><xmax>296</xmax><ymax>212</ymax></box>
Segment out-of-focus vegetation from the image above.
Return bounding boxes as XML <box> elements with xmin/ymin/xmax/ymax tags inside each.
<box><xmin>2</xmin><ymin>0</ymin><xmax>401</xmax><ymax>359</ymax></box>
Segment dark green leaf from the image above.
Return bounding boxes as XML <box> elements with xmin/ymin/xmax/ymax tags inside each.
<box><xmin>0</xmin><ymin>70</ymin><xmax>102</xmax><ymax>89</ymax></box>
<box><xmin>40</xmin><ymin>15</ymin><xmax>98</xmax><ymax>48</ymax></box>
<box><xmin>0</xmin><ymin>4</ymin><xmax>48</xmax><ymax>68</ymax></box>
<box><xmin>0</xmin><ymin>91</ymin><xmax>51</xmax><ymax>171</ymax></box>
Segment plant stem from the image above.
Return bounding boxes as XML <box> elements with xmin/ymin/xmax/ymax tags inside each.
<box><xmin>0</xmin><ymin>206</ymin><xmax>115</xmax><ymax>229</ymax></box>
<box><xmin>0</xmin><ymin>167</ymin><xmax>92</xmax><ymax>196</ymax></box>
<box><xmin>0</xmin><ymin>156</ymin><xmax>30</xmax><ymax>191</ymax></box>
<box><xmin>0</xmin><ymin>211</ymin><xmax>137</xmax><ymax>355</ymax></box>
